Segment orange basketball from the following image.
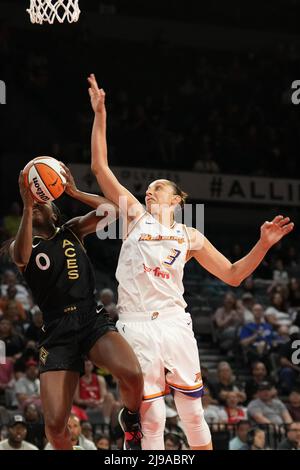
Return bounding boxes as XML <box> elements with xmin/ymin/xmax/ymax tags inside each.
<box><xmin>23</xmin><ymin>156</ymin><xmax>66</xmax><ymax>203</ymax></box>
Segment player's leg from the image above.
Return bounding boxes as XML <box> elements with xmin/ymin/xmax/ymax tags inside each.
<box><xmin>40</xmin><ymin>370</ymin><xmax>79</xmax><ymax>450</ymax></box>
<box><xmin>174</xmin><ymin>390</ymin><xmax>212</xmax><ymax>450</ymax></box>
<box><xmin>140</xmin><ymin>399</ymin><xmax>166</xmax><ymax>450</ymax></box>
<box><xmin>88</xmin><ymin>331</ymin><xmax>143</xmax><ymax>412</ymax></box>
<box><xmin>164</xmin><ymin>312</ymin><xmax>212</xmax><ymax>450</ymax></box>
<box><xmin>88</xmin><ymin>331</ymin><xmax>144</xmax><ymax>449</ymax></box>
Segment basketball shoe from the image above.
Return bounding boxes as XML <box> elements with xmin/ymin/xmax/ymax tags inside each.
<box><xmin>118</xmin><ymin>407</ymin><xmax>142</xmax><ymax>450</ymax></box>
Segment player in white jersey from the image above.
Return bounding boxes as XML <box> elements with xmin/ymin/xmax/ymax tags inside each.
<box><xmin>87</xmin><ymin>74</ymin><xmax>294</xmax><ymax>450</ymax></box>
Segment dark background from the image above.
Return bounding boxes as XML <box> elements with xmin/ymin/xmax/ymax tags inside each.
<box><xmin>0</xmin><ymin>0</ymin><xmax>299</xmax><ymax>271</ymax></box>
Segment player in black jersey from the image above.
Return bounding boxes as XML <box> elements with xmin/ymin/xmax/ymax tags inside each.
<box><xmin>9</xmin><ymin>167</ymin><xmax>143</xmax><ymax>450</ymax></box>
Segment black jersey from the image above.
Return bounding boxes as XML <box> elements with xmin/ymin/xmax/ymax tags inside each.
<box><xmin>23</xmin><ymin>226</ymin><xmax>96</xmax><ymax>322</ymax></box>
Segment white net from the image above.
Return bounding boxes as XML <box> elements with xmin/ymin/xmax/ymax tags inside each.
<box><xmin>27</xmin><ymin>0</ymin><xmax>81</xmax><ymax>25</ymax></box>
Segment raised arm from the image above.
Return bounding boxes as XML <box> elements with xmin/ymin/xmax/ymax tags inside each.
<box><xmin>88</xmin><ymin>74</ymin><xmax>144</xmax><ymax>222</ymax></box>
<box><xmin>10</xmin><ymin>172</ymin><xmax>34</xmax><ymax>268</ymax></box>
<box><xmin>61</xmin><ymin>164</ymin><xmax>118</xmax><ymax>240</ymax></box>
<box><xmin>187</xmin><ymin>215</ymin><xmax>294</xmax><ymax>286</ymax></box>
<box><xmin>61</xmin><ymin>162</ymin><xmax>119</xmax><ymax>211</ymax></box>
<box><xmin>65</xmin><ymin>209</ymin><xmax>117</xmax><ymax>240</ymax></box>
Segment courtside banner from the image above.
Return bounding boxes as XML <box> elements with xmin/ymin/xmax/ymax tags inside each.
<box><xmin>70</xmin><ymin>165</ymin><xmax>300</xmax><ymax>207</ymax></box>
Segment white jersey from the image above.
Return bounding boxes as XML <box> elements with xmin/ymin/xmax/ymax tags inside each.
<box><xmin>116</xmin><ymin>213</ymin><xmax>204</xmax><ymax>402</ymax></box>
<box><xmin>116</xmin><ymin>212</ymin><xmax>190</xmax><ymax>315</ymax></box>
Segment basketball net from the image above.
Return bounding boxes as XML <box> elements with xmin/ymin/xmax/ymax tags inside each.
<box><xmin>27</xmin><ymin>0</ymin><xmax>80</xmax><ymax>24</ymax></box>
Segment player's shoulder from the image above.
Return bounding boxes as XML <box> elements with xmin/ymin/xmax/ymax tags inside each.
<box><xmin>62</xmin><ymin>223</ymin><xmax>86</xmax><ymax>249</ymax></box>
<box><xmin>185</xmin><ymin>226</ymin><xmax>205</xmax><ymax>251</ymax></box>
<box><xmin>61</xmin><ymin>223</ymin><xmax>77</xmax><ymax>238</ymax></box>
<box><xmin>185</xmin><ymin>225</ymin><xmax>203</xmax><ymax>234</ymax></box>
<box><xmin>124</xmin><ymin>210</ymin><xmax>148</xmax><ymax>238</ymax></box>
<box><xmin>185</xmin><ymin>226</ymin><xmax>197</xmax><ymax>235</ymax></box>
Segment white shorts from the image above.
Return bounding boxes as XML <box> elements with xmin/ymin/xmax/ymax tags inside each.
<box><xmin>116</xmin><ymin>309</ymin><xmax>203</xmax><ymax>401</ymax></box>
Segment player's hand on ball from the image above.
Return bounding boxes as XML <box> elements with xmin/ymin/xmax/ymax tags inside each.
<box><xmin>260</xmin><ymin>215</ymin><xmax>294</xmax><ymax>249</ymax></box>
<box><xmin>19</xmin><ymin>171</ymin><xmax>34</xmax><ymax>208</ymax></box>
<box><xmin>87</xmin><ymin>74</ymin><xmax>106</xmax><ymax>115</ymax></box>
<box><xmin>60</xmin><ymin>163</ymin><xmax>77</xmax><ymax>196</ymax></box>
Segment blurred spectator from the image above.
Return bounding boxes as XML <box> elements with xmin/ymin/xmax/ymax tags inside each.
<box><xmin>210</xmin><ymin>362</ymin><xmax>246</xmax><ymax>405</ymax></box>
<box><xmin>247</xmin><ymin>381</ymin><xmax>292</xmax><ymax>426</ymax></box>
<box><xmin>240</xmin><ymin>427</ymin><xmax>266</xmax><ymax>450</ymax></box>
<box><xmin>237</xmin><ymin>293</ymin><xmax>255</xmax><ymax>324</ymax></box>
<box><xmin>45</xmin><ymin>414</ymin><xmax>97</xmax><ymax>450</ymax></box>
<box><xmin>287</xmin><ymin>389</ymin><xmax>300</xmax><ymax>422</ymax></box>
<box><xmin>287</xmin><ymin>278</ymin><xmax>300</xmax><ymax>309</ymax></box>
<box><xmin>24</xmin><ymin>403</ymin><xmax>45</xmax><ymax>450</ymax></box>
<box><xmin>24</xmin><ymin>307</ymin><xmax>43</xmax><ymax>343</ymax></box>
<box><xmin>275</xmin><ymin>325</ymin><xmax>291</xmax><ymax>347</ymax></box>
<box><xmin>15</xmin><ymin>359</ymin><xmax>41</xmax><ymax>410</ymax></box>
<box><xmin>239</xmin><ymin>303</ymin><xmax>278</xmax><ymax>365</ymax></box>
<box><xmin>277</xmin><ymin>422</ymin><xmax>300</xmax><ymax>450</ymax></box>
<box><xmin>213</xmin><ymin>293</ymin><xmax>244</xmax><ymax>352</ymax></box>
<box><xmin>202</xmin><ymin>387</ymin><xmax>227</xmax><ymax>426</ymax></box>
<box><xmin>98</xmin><ymin>288</ymin><xmax>119</xmax><ymax>323</ymax></box>
<box><xmin>13</xmin><ymin>340</ymin><xmax>39</xmax><ymax>377</ymax></box>
<box><xmin>0</xmin><ymin>285</ymin><xmax>26</xmax><ymax>321</ymax></box>
<box><xmin>2</xmin><ymin>304</ymin><xmax>26</xmax><ymax>336</ymax></box>
<box><xmin>95</xmin><ymin>433</ymin><xmax>111</xmax><ymax>450</ymax></box>
<box><xmin>80</xmin><ymin>421</ymin><xmax>94</xmax><ymax>442</ymax></box>
<box><xmin>73</xmin><ymin>359</ymin><xmax>119</xmax><ymax>426</ymax></box>
<box><xmin>0</xmin><ymin>270</ymin><xmax>31</xmax><ymax>311</ymax></box>
<box><xmin>0</xmin><ymin>414</ymin><xmax>38</xmax><ymax>450</ymax></box>
<box><xmin>223</xmin><ymin>391</ymin><xmax>247</xmax><ymax>425</ymax></box>
<box><xmin>229</xmin><ymin>420</ymin><xmax>251</xmax><ymax>450</ymax></box>
<box><xmin>71</xmin><ymin>404</ymin><xmax>88</xmax><ymax>422</ymax></box>
<box><xmin>201</xmin><ymin>366</ymin><xmax>218</xmax><ymax>401</ymax></box>
<box><xmin>0</xmin><ymin>317</ymin><xmax>25</xmax><ymax>358</ymax></box>
<box><xmin>265</xmin><ymin>292</ymin><xmax>291</xmax><ymax>328</ymax></box>
<box><xmin>272</xmin><ymin>259</ymin><xmax>289</xmax><ymax>285</ymax></box>
<box><xmin>268</xmin><ymin>282</ymin><xmax>287</xmax><ymax>299</ymax></box>
<box><xmin>0</xmin><ymin>357</ymin><xmax>15</xmax><ymax>408</ymax></box>
<box><xmin>245</xmin><ymin>361</ymin><xmax>274</xmax><ymax>403</ymax></box>
<box><xmin>278</xmin><ymin>327</ymin><xmax>300</xmax><ymax>395</ymax></box>
<box><xmin>164</xmin><ymin>432</ymin><xmax>182</xmax><ymax>450</ymax></box>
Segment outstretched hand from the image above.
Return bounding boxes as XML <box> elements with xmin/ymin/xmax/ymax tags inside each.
<box><xmin>260</xmin><ymin>215</ymin><xmax>294</xmax><ymax>249</ymax></box>
<box><xmin>87</xmin><ymin>73</ymin><xmax>106</xmax><ymax>115</ymax></box>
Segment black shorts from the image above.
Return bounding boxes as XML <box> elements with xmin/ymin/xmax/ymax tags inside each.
<box><xmin>38</xmin><ymin>304</ymin><xmax>117</xmax><ymax>375</ymax></box>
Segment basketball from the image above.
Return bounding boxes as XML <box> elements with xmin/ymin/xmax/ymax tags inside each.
<box><xmin>23</xmin><ymin>156</ymin><xmax>66</xmax><ymax>203</ymax></box>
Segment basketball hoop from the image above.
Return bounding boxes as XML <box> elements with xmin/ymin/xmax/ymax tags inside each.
<box><xmin>27</xmin><ymin>0</ymin><xmax>81</xmax><ymax>25</ymax></box>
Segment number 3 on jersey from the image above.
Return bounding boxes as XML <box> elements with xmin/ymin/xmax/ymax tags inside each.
<box><xmin>163</xmin><ymin>249</ymin><xmax>181</xmax><ymax>266</ymax></box>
